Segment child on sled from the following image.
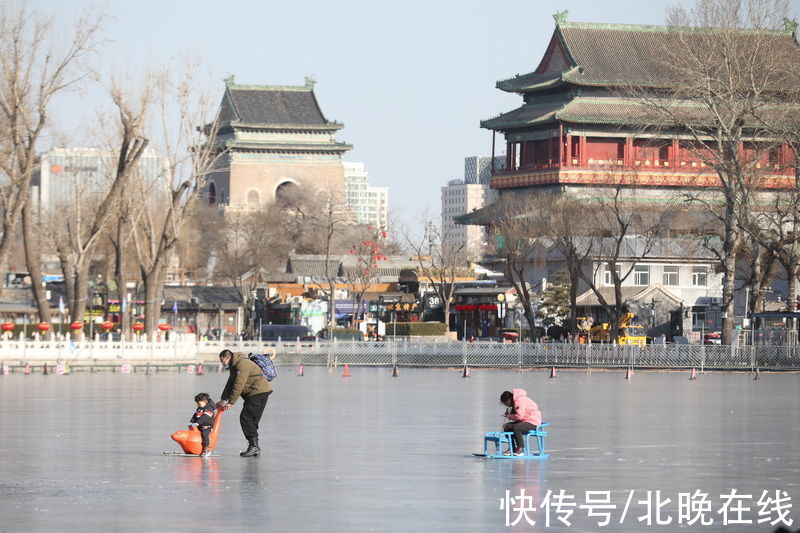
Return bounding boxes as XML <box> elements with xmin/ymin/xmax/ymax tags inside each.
<box><xmin>189</xmin><ymin>393</ymin><xmax>216</xmax><ymax>456</ymax></box>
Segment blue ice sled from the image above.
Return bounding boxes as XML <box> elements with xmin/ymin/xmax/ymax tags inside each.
<box><xmin>476</xmin><ymin>422</ymin><xmax>550</xmax><ymax>459</ymax></box>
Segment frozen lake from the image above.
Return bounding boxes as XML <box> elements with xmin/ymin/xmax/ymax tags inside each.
<box><xmin>0</xmin><ymin>366</ymin><xmax>797</xmax><ymax>532</ymax></box>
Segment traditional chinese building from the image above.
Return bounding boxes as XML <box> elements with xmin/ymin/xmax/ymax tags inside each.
<box><xmin>462</xmin><ymin>13</ymin><xmax>800</xmax><ymax>339</ymax></box>
<box><xmin>205</xmin><ymin>77</ymin><xmax>352</xmax><ymax>209</ymax></box>
<box><xmin>477</xmin><ymin>14</ymin><xmax>797</xmax><ymax>202</ymax></box>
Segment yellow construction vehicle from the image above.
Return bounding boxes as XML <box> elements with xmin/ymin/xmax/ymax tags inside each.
<box><xmin>577</xmin><ymin>313</ymin><xmax>646</xmax><ymax>345</ymax></box>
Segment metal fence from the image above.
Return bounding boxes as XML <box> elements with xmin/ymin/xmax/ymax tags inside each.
<box><xmin>1</xmin><ymin>337</ymin><xmax>798</xmax><ymax>370</ymax></box>
<box><xmin>198</xmin><ymin>339</ymin><xmax>800</xmax><ymax>371</ymax></box>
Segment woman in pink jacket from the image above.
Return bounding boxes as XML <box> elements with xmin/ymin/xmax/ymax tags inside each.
<box><xmin>501</xmin><ymin>389</ymin><xmax>542</xmax><ymax>456</ymax></box>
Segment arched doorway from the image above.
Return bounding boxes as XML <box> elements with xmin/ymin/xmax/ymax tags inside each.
<box><xmin>208</xmin><ymin>182</ymin><xmax>217</xmax><ymax>206</ymax></box>
<box><xmin>275</xmin><ymin>180</ymin><xmax>301</xmax><ymax>207</ymax></box>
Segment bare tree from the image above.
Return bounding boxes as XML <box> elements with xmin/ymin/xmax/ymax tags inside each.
<box><xmin>738</xmin><ymin>235</ymin><xmax>779</xmax><ymax>317</ymax></box>
<box><xmin>342</xmin><ymin>225</ymin><xmax>388</xmax><ymax>325</ymax></box>
<box><xmin>488</xmin><ymin>193</ymin><xmax>550</xmax><ymax>338</ymax></box>
<box><xmin>0</xmin><ymin>3</ymin><xmax>105</xmax><ymax>321</ymax></box>
<box><xmin>314</xmin><ymin>188</ymin><xmax>351</xmax><ymax>332</ymax></box>
<box><xmin>575</xmin><ymin>184</ymin><xmax>673</xmax><ymax>342</ymax></box>
<box><xmin>43</xmin><ymin>80</ymin><xmax>150</xmax><ymax>331</ymax></box>
<box><xmin>404</xmin><ymin>214</ymin><xmax>472</xmax><ymax>333</ymax></box>
<box><xmin>549</xmin><ymin>197</ymin><xmax>599</xmax><ymax>337</ymax></box>
<box><xmin>128</xmin><ymin>65</ymin><xmax>224</xmax><ymax>335</ymax></box>
<box><xmin>628</xmin><ymin>0</ymin><xmax>797</xmax><ymax>343</ymax></box>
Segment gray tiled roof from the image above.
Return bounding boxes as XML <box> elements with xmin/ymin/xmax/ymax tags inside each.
<box><xmin>286</xmin><ymin>254</ymin><xmax>343</xmax><ymax>279</ymax></box>
<box><xmin>570</xmin><ymin>236</ymin><xmax>720</xmax><ymax>260</ymax></box>
<box><xmin>576</xmin><ymin>283</ymin><xmax>684</xmax><ymax>306</ymax></box>
<box><xmin>497</xmin><ymin>22</ymin><xmax>797</xmax><ymax>92</ymax></box>
<box><xmin>161</xmin><ymin>286</ymin><xmax>243</xmax><ymax>311</ymax></box>
<box><xmin>340</xmin><ymin>256</ymin><xmax>432</xmax><ymax>280</ymax></box>
<box><xmin>227</xmin><ymin>86</ymin><xmax>329</xmax><ymax>127</ymax></box>
<box><xmin>482</xmin><ymin>95</ymin><xmax>791</xmax><ymax>130</ymax></box>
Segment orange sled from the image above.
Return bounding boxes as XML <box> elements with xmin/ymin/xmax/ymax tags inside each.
<box><xmin>171</xmin><ymin>409</ymin><xmax>224</xmax><ymax>455</ymax></box>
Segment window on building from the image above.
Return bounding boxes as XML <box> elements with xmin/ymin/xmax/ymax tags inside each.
<box><xmin>633</xmin><ymin>265</ymin><xmax>650</xmax><ymax>286</ymax></box>
<box><xmin>692</xmin><ymin>266</ymin><xmax>708</xmax><ymax>286</ymax></box>
<box><xmin>603</xmin><ymin>264</ymin><xmax>621</xmax><ymax>285</ymax></box>
<box><xmin>663</xmin><ymin>265</ymin><xmax>679</xmax><ymax>286</ymax></box>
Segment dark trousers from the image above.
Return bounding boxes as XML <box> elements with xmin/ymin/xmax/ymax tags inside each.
<box><xmin>199</xmin><ymin>426</ymin><xmax>212</xmax><ymax>447</ymax></box>
<box><xmin>240</xmin><ymin>391</ymin><xmax>271</xmax><ymax>440</ymax></box>
<box><xmin>503</xmin><ymin>421</ymin><xmax>538</xmax><ymax>450</ymax></box>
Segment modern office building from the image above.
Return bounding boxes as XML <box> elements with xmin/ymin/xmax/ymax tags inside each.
<box><xmin>463</xmin><ymin>155</ymin><xmax>505</xmax><ymax>185</ymax></box>
<box><xmin>34</xmin><ymin>147</ymin><xmax>164</xmax><ymax>212</ymax></box>
<box><xmin>441</xmin><ymin>171</ymin><xmax>496</xmax><ymax>258</ymax></box>
<box><xmin>344</xmin><ymin>162</ymin><xmax>388</xmax><ymax>229</ymax></box>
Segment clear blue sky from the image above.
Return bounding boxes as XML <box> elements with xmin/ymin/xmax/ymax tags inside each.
<box><xmin>30</xmin><ymin>0</ymin><xmax>800</xmax><ymax>233</ymax></box>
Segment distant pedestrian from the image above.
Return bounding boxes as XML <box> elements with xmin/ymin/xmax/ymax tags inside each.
<box><xmin>500</xmin><ymin>389</ymin><xmax>542</xmax><ymax>456</ymax></box>
<box><xmin>189</xmin><ymin>392</ymin><xmax>216</xmax><ymax>456</ymax></box>
<box><xmin>216</xmin><ymin>349</ymin><xmax>273</xmax><ymax>457</ymax></box>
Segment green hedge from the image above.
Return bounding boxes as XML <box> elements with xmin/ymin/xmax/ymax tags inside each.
<box><xmin>386</xmin><ymin>321</ymin><xmax>447</xmax><ymax>336</ymax></box>
<box><xmin>331</xmin><ymin>328</ymin><xmax>364</xmax><ymax>340</ymax></box>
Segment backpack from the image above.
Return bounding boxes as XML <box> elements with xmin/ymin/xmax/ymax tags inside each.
<box><xmin>248</xmin><ymin>353</ymin><xmax>277</xmax><ymax>381</ymax></box>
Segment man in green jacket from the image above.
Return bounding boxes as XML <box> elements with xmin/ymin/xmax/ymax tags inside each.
<box><xmin>216</xmin><ymin>350</ymin><xmax>273</xmax><ymax>457</ymax></box>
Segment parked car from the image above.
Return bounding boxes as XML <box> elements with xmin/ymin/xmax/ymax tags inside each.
<box><xmin>260</xmin><ymin>324</ymin><xmax>315</xmax><ymax>341</ymax></box>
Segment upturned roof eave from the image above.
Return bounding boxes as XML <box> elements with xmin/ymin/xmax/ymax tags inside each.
<box><xmin>226</xmin><ymin>140</ymin><xmax>353</xmax><ymax>152</ymax></box>
<box><xmin>228</xmin><ymin>120</ymin><xmax>344</xmax><ymax>131</ymax></box>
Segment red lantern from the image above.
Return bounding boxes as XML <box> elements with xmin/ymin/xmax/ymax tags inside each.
<box><xmin>70</xmin><ymin>322</ymin><xmax>84</xmax><ymax>331</ymax></box>
<box><xmin>101</xmin><ymin>321</ymin><xmax>114</xmax><ymax>332</ymax></box>
<box><xmin>1</xmin><ymin>323</ymin><xmax>15</xmax><ymax>332</ymax></box>
<box><xmin>37</xmin><ymin>322</ymin><xmax>51</xmax><ymax>332</ymax></box>
<box><xmin>157</xmin><ymin>323</ymin><xmax>171</xmax><ymax>332</ymax></box>
<box><xmin>132</xmin><ymin>322</ymin><xmax>145</xmax><ymax>333</ymax></box>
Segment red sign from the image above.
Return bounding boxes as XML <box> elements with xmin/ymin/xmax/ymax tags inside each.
<box><xmin>51</xmin><ymin>164</ymin><xmax>63</xmax><ymax>173</ymax></box>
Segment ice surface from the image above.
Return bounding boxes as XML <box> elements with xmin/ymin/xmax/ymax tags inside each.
<box><xmin>0</xmin><ymin>367</ymin><xmax>797</xmax><ymax>532</ymax></box>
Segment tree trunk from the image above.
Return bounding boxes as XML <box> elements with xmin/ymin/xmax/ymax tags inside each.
<box><xmin>718</xmin><ymin>194</ymin><xmax>741</xmax><ymax>346</ymax></box>
<box><xmin>114</xmin><ymin>222</ymin><xmax>131</xmax><ymax>340</ymax></box>
<box><xmin>22</xmin><ymin>203</ymin><xmax>52</xmax><ymax>328</ymax></box>
<box><xmin>73</xmin><ymin>261</ymin><xmax>90</xmax><ymax>326</ymax></box>
<box><xmin>568</xmin><ymin>261</ymin><xmax>579</xmax><ymax>336</ymax></box>
<box><xmin>58</xmin><ymin>255</ymin><xmax>77</xmax><ymax>333</ymax></box>
<box><xmin>142</xmin><ymin>262</ymin><xmax>166</xmax><ymax>336</ymax></box>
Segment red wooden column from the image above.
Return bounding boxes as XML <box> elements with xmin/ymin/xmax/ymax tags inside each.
<box><xmin>558</xmin><ymin>124</ymin><xmax>564</xmax><ymax>167</ymax></box>
<box><xmin>624</xmin><ymin>137</ymin><xmax>633</xmax><ymax>167</ymax></box>
<box><xmin>579</xmin><ymin>136</ymin><xmax>587</xmax><ymax>167</ymax></box>
<box><xmin>671</xmin><ymin>139</ymin><xmax>679</xmax><ymax>166</ymax></box>
<box><xmin>565</xmin><ymin>133</ymin><xmax>572</xmax><ymax>166</ymax></box>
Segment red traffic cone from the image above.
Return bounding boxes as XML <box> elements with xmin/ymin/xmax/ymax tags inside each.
<box><xmin>343</xmin><ymin>364</ymin><xmax>351</xmax><ymax>378</ymax></box>
<box><xmin>391</xmin><ymin>364</ymin><xmax>399</xmax><ymax>377</ymax></box>
<box><xmin>625</xmin><ymin>367</ymin><xmax>633</xmax><ymax>380</ymax></box>
<box><xmin>297</xmin><ymin>364</ymin><xmax>304</xmax><ymax>377</ymax></box>
<box><xmin>197</xmin><ymin>364</ymin><xmax>204</xmax><ymax>376</ymax></box>
<box><xmin>462</xmin><ymin>364</ymin><xmax>470</xmax><ymax>378</ymax></box>
<box><xmin>754</xmin><ymin>368</ymin><xmax>761</xmax><ymax>380</ymax></box>
<box><xmin>689</xmin><ymin>368</ymin><xmax>697</xmax><ymax>380</ymax></box>
<box><xmin>549</xmin><ymin>366</ymin><xmax>557</xmax><ymax>379</ymax></box>
<box><xmin>23</xmin><ymin>363</ymin><xmax>31</xmax><ymax>375</ymax></box>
